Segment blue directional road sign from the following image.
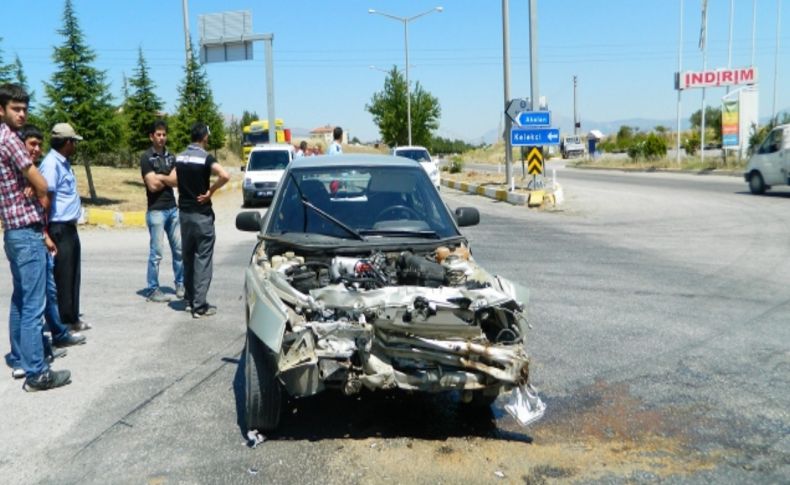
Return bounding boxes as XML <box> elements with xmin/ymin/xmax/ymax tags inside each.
<box><xmin>511</xmin><ymin>127</ymin><xmax>560</xmax><ymax>146</ymax></box>
<box><xmin>517</xmin><ymin>111</ymin><xmax>551</xmax><ymax>127</ymax></box>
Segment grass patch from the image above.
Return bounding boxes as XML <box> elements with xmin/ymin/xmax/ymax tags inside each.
<box><xmin>74</xmin><ymin>147</ymin><xmax>243</xmax><ymax>212</ymax></box>
<box><xmin>570</xmin><ymin>154</ymin><xmax>746</xmax><ymax>172</ymax></box>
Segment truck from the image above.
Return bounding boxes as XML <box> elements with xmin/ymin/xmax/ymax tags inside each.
<box><xmin>242</xmin><ymin>119</ymin><xmax>290</xmax><ymax>162</ymax></box>
<box><xmin>560</xmin><ymin>135</ymin><xmax>585</xmax><ymax>159</ymax></box>
<box><xmin>744</xmin><ymin>123</ymin><xmax>790</xmax><ymax>195</ymax></box>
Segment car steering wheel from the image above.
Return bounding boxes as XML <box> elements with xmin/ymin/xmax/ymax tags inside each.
<box><xmin>375</xmin><ymin>205</ymin><xmax>421</xmax><ymax>221</ymax></box>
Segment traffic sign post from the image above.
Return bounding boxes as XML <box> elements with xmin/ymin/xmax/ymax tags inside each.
<box><xmin>510</xmin><ymin>127</ymin><xmax>560</xmax><ymax>146</ymax></box>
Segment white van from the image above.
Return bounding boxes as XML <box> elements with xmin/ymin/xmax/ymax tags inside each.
<box><xmin>242</xmin><ymin>144</ymin><xmax>295</xmax><ymax>206</ymax></box>
<box><xmin>745</xmin><ymin>124</ymin><xmax>790</xmax><ymax>194</ymax></box>
<box><xmin>391</xmin><ymin>145</ymin><xmax>441</xmax><ymax>190</ymax></box>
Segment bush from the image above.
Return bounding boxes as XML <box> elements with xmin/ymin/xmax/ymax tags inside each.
<box><xmin>448</xmin><ymin>156</ymin><xmax>464</xmax><ymax>174</ymax></box>
<box><xmin>682</xmin><ymin>133</ymin><xmax>700</xmax><ymax>156</ymax></box>
<box><xmin>627</xmin><ymin>142</ymin><xmax>643</xmax><ymax>162</ymax></box>
<box><xmin>643</xmin><ymin>133</ymin><xmax>668</xmax><ymax>160</ymax></box>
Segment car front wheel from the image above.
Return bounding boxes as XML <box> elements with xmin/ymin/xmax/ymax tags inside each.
<box><xmin>749</xmin><ymin>171</ymin><xmax>767</xmax><ymax>195</ymax></box>
<box><xmin>245</xmin><ymin>328</ymin><xmax>282</xmax><ymax>432</ymax></box>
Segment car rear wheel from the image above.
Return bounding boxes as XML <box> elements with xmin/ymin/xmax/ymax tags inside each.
<box><xmin>749</xmin><ymin>171</ymin><xmax>766</xmax><ymax>195</ymax></box>
<box><xmin>245</xmin><ymin>328</ymin><xmax>282</xmax><ymax>432</ymax></box>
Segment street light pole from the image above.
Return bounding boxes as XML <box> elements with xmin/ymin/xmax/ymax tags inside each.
<box><xmin>369</xmin><ymin>6</ymin><xmax>443</xmax><ymax>146</ymax></box>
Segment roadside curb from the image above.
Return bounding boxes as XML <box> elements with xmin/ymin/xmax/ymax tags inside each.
<box><xmin>80</xmin><ymin>181</ymin><xmax>243</xmax><ymax>228</ymax></box>
<box><xmin>442</xmin><ymin>179</ymin><xmax>562</xmax><ymax>208</ymax></box>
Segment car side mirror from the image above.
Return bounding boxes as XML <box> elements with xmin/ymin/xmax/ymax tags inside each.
<box><xmin>454</xmin><ymin>207</ymin><xmax>480</xmax><ymax>227</ymax></box>
<box><xmin>236</xmin><ymin>211</ymin><xmax>262</xmax><ymax>232</ymax></box>
<box><xmin>240</xmin><ymin>166</ymin><xmax>246</xmax><ymax>172</ymax></box>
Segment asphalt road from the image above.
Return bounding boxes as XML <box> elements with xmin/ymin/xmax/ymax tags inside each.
<box><xmin>1</xmin><ymin>169</ymin><xmax>788</xmax><ymax>484</ymax></box>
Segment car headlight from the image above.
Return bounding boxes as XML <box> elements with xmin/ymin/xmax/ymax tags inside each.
<box><xmin>243</xmin><ymin>178</ymin><xmax>253</xmax><ymax>189</ymax></box>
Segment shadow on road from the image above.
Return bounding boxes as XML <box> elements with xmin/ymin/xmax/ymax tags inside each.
<box><xmin>231</xmin><ymin>346</ymin><xmax>533</xmax><ymax>444</ymax></box>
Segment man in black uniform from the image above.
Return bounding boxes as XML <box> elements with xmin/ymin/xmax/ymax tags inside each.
<box><xmin>140</xmin><ymin>119</ymin><xmax>183</xmax><ymax>303</ymax></box>
<box><xmin>175</xmin><ymin>122</ymin><xmax>229</xmax><ymax>318</ymax></box>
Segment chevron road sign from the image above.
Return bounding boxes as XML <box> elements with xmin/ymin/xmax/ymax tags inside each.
<box><xmin>527</xmin><ymin>147</ymin><xmax>543</xmax><ymax>175</ymax></box>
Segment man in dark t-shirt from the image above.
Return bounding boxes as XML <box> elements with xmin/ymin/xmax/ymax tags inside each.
<box><xmin>140</xmin><ymin>120</ymin><xmax>183</xmax><ymax>303</ymax></box>
<box><xmin>175</xmin><ymin>122</ymin><xmax>229</xmax><ymax>318</ymax></box>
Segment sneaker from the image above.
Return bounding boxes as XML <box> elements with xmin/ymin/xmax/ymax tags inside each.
<box><xmin>53</xmin><ymin>332</ymin><xmax>86</xmax><ymax>348</ymax></box>
<box><xmin>147</xmin><ymin>288</ymin><xmax>172</xmax><ymax>303</ymax></box>
<box><xmin>48</xmin><ymin>348</ymin><xmax>68</xmax><ymax>362</ymax></box>
<box><xmin>23</xmin><ymin>369</ymin><xmax>71</xmax><ymax>392</ymax></box>
<box><xmin>176</xmin><ymin>284</ymin><xmax>185</xmax><ymax>299</ymax></box>
<box><xmin>192</xmin><ymin>306</ymin><xmax>217</xmax><ymax>319</ymax></box>
<box><xmin>185</xmin><ymin>302</ymin><xmax>193</xmax><ymax>313</ymax></box>
<box><xmin>12</xmin><ymin>368</ymin><xmax>25</xmax><ymax>379</ymax></box>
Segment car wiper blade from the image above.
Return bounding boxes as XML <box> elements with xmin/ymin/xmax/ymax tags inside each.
<box><xmin>358</xmin><ymin>229</ymin><xmax>440</xmax><ymax>239</ymax></box>
<box><xmin>302</xmin><ymin>199</ymin><xmax>365</xmax><ymax>241</ymax></box>
<box><xmin>286</xmin><ymin>172</ymin><xmax>364</xmax><ymax>241</ymax></box>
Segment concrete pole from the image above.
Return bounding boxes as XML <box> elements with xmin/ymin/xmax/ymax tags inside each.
<box><xmin>700</xmin><ymin>3</ymin><xmax>708</xmax><ymax>166</ymax></box>
<box><xmin>676</xmin><ymin>0</ymin><xmax>684</xmax><ymax>165</ymax></box>
<box><xmin>502</xmin><ymin>0</ymin><xmax>513</xmax><ymax>191</ymax></box>
<box><xmin>404</xmin><ymin>21</ymin><xmax>412</xmax><ymax>146</ymax></box>
<box><xmin>263</xmin><ymin>35</ymin><xmax>276</xmax><ymax>145</ymax></box>
<box><xmin>751</xmin><ymin>0</ymin><xmax>757</xmax><ymax>67</ymax></box>
<box><xmin>182</xmin><ymin>0</ymin><xmax>192</xmax><ymax>63</ymax></box>
<box><xmin>772</xmin><ymin>0</ymin><xmax>782</xmax><ymax>122</ymax></box>
<box><xmin>529</xmin><ymin>0</ymin><xmax>539</xmax><ymax>186</ymax></box>
<box><xmin>573</xmin><ymin>75</ymin><xmax>578</xmax><ymax>135</ymax></box>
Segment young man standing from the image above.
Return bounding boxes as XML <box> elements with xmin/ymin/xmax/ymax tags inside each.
<box><xmin>328</xmin><ymin>126</ymin><xmax>343</xmax><ymax>155</ymax></box>
<box><xmin>39</xmin><ymin>122</ymin><xmax>88</xmax><ymax>331</ymax></box>
<box><xmin>175</xmin><ymin>122</ymin><xmax>229</xmax><ymax>318</ymax></box>
<box><xmin>140</xmin><ymin>120</ymin><xmax>183</xmax><ymax>303</ymax></box>
<box><xmin>0</xmin><ymin>83</ymin><xmax>71</xmax><ymax>390</ymax></box>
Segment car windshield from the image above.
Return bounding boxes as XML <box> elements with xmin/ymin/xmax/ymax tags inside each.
<box><xmin>395</xmin><ymin>149</ymin><xmax>431</xmax><ymax>163</ymax></box>
<box><xmin>267</xmin><ymin>165</ymin><xmax>459</xmax><ymax>239</ymax></box>
<box><xmin>248</xmin><ymin>151</ymin><xmax>290</xmax><ymax>171</ymax></box>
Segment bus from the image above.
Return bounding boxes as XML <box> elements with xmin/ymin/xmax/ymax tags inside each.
<box><xmin>242</xmin><ymin>119</ymin><xmax>290</xmax><ymax>161</ymax></box>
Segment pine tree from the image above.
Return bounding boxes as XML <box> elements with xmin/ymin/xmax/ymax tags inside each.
<box><xmin>0</xmin><ymin>38</ymin><xmax>14</xmax><ymax>84</ymax></box>
<box><xmin>41</xmin><ymin>0</ymin><xmax>121</xmax><ymax>200</ymax></box>
<box><xmin>124</xmin><ymin>48</ymin><xmax>164</xmax><ymax>152</ymax></box>
<box><xmin>170</xmin><ymin>43</ymin><xmax>225</xmax><ymax>152</ymax></box>
<box><xmin>11</xmin><ymin>54</ymin><xmax>45</xmax><ymax>130</ymax></box>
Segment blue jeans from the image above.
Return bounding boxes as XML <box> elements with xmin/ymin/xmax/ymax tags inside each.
<box><xmin>3</xmin><ymin>226</ymin><xmax>48</xmax><ymax>376</ymax></box>
<box><xmin>146</xmin><ymin>207</ymin><xmax>183</xmax><ymax>292</ymax></box>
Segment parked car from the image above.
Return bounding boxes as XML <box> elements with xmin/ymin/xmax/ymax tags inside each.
<box><xmin>391</xmin><ymin>145</ymin><xmax>441</xmax><ymax>190</ymax></box>
<box><xmin>242</xmin><ymin>144</ymin><xmax>295</xmax><ymax>207</ymax></box>
<box><xmin>745</xmin><ymin>124</ymin><xmax>790</xmax><ymax>194</ymax></box>
<box><xmin>235</xmin><ymin>154</ymin><xmax>544</xmax><ymax>431</ymax></box>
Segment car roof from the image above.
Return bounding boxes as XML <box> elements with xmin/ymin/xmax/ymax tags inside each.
<box><xmin>289</xmin><ymin>154</ymin><xmax>421</xmax><ymax>170</ymax></box>
<box><xmin>250</xmin><ymin>144</ymin><xmax>294</xmax><ymax>153</ymax></box>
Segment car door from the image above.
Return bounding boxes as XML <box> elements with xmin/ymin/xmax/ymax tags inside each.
<box><xmin>753</xmin><ymin>128</ymin><xmax>785</xmax><ymax>185</ymax></box>
<box><xmin>781</xmin><ymin>127</ymin><xmax>790</xmax><ymax>184</ymax></box>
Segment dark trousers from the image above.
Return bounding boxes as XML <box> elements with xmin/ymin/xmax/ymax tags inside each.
<box><xmin>180</xmin><ymin>211</ymin><xmax>215</xmax><ymax>312</ymax></box>
<box><xmin>48</xmin><ymin>221</ymin><xmax>81</xmax><ymax>324</ymax></box>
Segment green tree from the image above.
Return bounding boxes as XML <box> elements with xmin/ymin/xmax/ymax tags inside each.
<box><xmin>170</xmin><ymin>44</ymin><xmax>225</xmax><ymax>152</ymax></box>
<box><xmin>41</xmin><ymin>0</ymin><xmax>121</xmax><ymax>200</ymax></box>
<box><xmin>10</xmin><ymin>54</ymin><xmax>44</xmax><ymax>130</ymax></box>
<box><xmin>124</xmin><ymin>48</ymin><xmax>164</xmax><ymax>152</ymax></box>
<box><xmin>689</xmin><ymin>106</ymin><xmax>722</xmax><ymax>143</ymax></box>
<box><xmin>366</xmin><ymin>66</ymin><xmax>440</xmax><ymax>147</ymax></box>
<box><xmin>0</xmin><ymin>38</ymin><xmax>14</xmax><ymax>84</ymax></box>
<box><xmin>240</xmin><ymin>110</ymin><xmax>258</xmax><ymax>127</ymax></box>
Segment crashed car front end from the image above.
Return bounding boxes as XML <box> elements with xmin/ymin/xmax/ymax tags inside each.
<box><xmin>246</xmin><ymin>242</ymin><xmax>545</xmax><ymax>426</ymax></box>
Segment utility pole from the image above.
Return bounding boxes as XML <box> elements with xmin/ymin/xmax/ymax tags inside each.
<box><xmin>573</xmin><ymin>75</ymin><xmax>579</xmax><ymax>135</ymax></box>
<box><xmin>182</xmin><ymin>0</ymin><xmax>192</xmax><ymax>63</ymax></box>
<box><xmin>772</xmin><ymin>0</ymin><xmax>782</xmax><ymax>121</ymax></box>
<box><xmin>676</xmin><ymin>0</ymin><xmax>684</xmax><ymax>165</ymax></box>
<box><xmin>502</xmin><ymin>0</ymin><xmax>513</xmax><ymax>191</ymax></box>
<box><xmin>529</xmin><ymin>0</ymin><xmax>539</xmax><ymax>188</ymax></box>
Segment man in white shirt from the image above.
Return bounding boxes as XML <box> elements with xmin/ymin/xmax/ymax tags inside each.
<box><xmin>328</xmin><ymin>126</ymin><xmax>343</xmax><ymax>156</ymax></box>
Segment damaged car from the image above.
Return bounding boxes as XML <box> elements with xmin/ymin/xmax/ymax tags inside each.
<box><xmin>235</xmin><ymin>155</ymin><xmax>545</xmax><ymax>431</ymax></box>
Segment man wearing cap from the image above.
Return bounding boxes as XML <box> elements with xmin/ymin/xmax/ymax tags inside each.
<box><xmin>39</xmin><ymin>122</ymin><xmax>89</xmax><ymax>331</ymax></box>
<box><xmin>0</xmin><ymin>83</ymin><xmax>72</xmax><ymax>390</ymax></box>
<box><xmin>175</xmin><ymin>122</ymin><xmax>229</xmax><ymax>318</ymax></box>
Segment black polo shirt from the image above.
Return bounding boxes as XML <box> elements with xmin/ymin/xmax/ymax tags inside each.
<box><xmin>140</xmin><ymin>147</ymin><xmax>176</xmax><ymax>211</ymax></box>
<box><xmin>175</xmin><ymin>144</ymin><xmax>217</xmax><ymax>215</ymax></box>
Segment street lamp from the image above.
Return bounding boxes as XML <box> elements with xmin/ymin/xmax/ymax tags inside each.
<box><xmin>369</xmin><ymin>6</ymin><xmax>443</xmax><ymax>146</ymax></box>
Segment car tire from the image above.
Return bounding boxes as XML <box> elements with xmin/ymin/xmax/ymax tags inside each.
<box><xmin>245</xmin><ymin>328</ymin><xmax>282</xmax><ymax>432</ymax></box>
<box><xmin>749</xmin><ymin>171</ymin><xmax>766</xmax><ymax>195</ymax></box>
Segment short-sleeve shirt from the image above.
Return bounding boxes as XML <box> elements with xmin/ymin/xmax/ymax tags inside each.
<box><xmin>140</xmin><ymin>147</ymin><xmax>176</xmax><ymax>211</ymax></box>
<box><xmin>328</xmin><ymin>141</ymin><xmax>343</xmax><ymax>156</ymax></box>
<box><xmin>0</xmin><ymin>124</ymin><xmax>44</xmax><ymax>229</ymax></box>
<box><xmin>175</xmin><ymin>144</ymin><xmax>216</xmax><ymax>215</ymax></box>
<box><xmin>39</xmin><ymin>149</ymin><xmax>81</xmax><ymax>223</ymax></box>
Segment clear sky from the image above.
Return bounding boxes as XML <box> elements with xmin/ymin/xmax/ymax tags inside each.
<box><xmin>0</xmin><ymin>0</ymin><xmax>786</xmax><ymax>142</ymax></box>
